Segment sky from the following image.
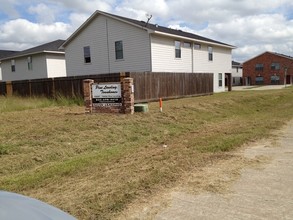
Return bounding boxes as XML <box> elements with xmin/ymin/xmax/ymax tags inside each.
<box><xmin>0</xmin><ymin>0</ymin><xmax>293</xmax><ymax>62</ymax></box>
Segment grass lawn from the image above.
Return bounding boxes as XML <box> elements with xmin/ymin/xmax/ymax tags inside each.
<box><xmin>1</xmin><ymin>87</ymin><xmax>293</xmax><ymax>219</ymax></box>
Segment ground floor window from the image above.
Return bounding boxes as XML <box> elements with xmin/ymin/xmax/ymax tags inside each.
<box><xmin>271</xmin><ymin>75</ymin><xmax>280</xmax><ymax>84</ymax></box>
<box><xmin>218</xmin><ymin>73</ymin><xmax>223</xmax><ymax>87</ymax></box>
<box><xmin>255</xmin><ymin>76</ymin><xmax>264</xmax><ymax>85</ymax></box>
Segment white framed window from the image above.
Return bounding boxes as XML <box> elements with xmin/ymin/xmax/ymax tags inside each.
<box><xmin>175</xmin><ymin>41</ymin><xmax>181</xmax><ymax>58</ymax></box>
<box><xmin>27</xmin><ymin>56</ymin><xmax>33</xmax><ymax>70</ymax></box>
<box><xmin>208</xmin><ymin>46</ymin><xmax>213</xmax><ymax>61</ymax></box>
<box><xmin>83</xmin><ymin>46</ymin><xmax>91</xmax><ymax>63</ymax></box>
<box><xmin>11</xmin><ymin>60</ymin><xmax>15</xmax><ymax>72</ymax></box>
<box><xmin>218</xmin><ymin>73</ymin><xmax>223</xmax><ymax>87</ymax></box>
<box><xmin>115</xmin><ymin>41</ymin><xmax>123</xmax><ymax>60</ymax></box>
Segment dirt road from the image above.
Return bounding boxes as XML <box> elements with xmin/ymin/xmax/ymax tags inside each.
<box><xmin>119</xmin><ymin>121</ymin><xmax>293</xmax><ymax>219</ymax></box>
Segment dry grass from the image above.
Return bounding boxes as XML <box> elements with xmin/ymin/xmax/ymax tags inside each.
<box><xmin>1</xmin><ymin>87</ymin><xmax>293</xmax><ymax>219</ymax></box>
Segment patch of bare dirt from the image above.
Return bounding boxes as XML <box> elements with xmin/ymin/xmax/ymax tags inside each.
<box><xmin>117</xmin><ymin>122</ymin><xmax>293</xmax><ymax>220</ymax></box>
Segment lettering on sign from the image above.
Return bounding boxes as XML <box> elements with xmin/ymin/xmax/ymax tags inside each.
<box><xmin>92</xmin><ymin>83</ymin><xmax>122</xmax><ymax>106</ymax></box>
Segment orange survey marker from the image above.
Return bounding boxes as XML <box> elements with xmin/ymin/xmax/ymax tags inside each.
<box><xmin>159</xmin><ymin>98</ymin><xmax>163</xmax><ymax>112</ymax></box>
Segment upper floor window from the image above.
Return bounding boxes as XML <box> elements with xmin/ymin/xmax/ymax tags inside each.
<box><xmin>271</xmin><ymin>62</ymin><xmax>280</xmax><ymax>70</ymax></box>
<box><xmin>27</xmin><ymin>56</ymin><xmax>33</xmax><ymax>70</ymax></box>
<box><xmin>175</xmin><ymin>41</ymin><xmax>181</xmax><ymax>58</ymax></box>
<box><xmin>194</xmin><ymin>43</ymin><xmax>201</xmax><ymax>50</ymax></box>
<box><xmin>208</xmin><ymin>46</ymin><xmax>213</xmax><ymax>61</ymax></box>
<box><xmin>115</xmin><ymin>41</ymin><xmax>124</xmax><ymax>60</ymax></box>
<box><xmin>183</xmin><ymin>42</ymin><xmax>191</xmax><ymax>48</ymax></box>
<box><xmin>255</xmin><ymin>63</ymin><xmax>264</xmax><ymax>71</ymax></box>
<box><xmin>11</xmin><ymin>60</ymin><xmax>15</xmax><ymax>72</ymax></box>
<box><xmin>83</xmin><ymin>46</ymin><xmax>91</xmax><ymax>63</ymax></box>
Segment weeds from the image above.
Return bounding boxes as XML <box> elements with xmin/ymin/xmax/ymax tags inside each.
<box><xmin>0</xmin><ymin>87</ymin><xmax>293</xmax><ymax>219</ymax></box>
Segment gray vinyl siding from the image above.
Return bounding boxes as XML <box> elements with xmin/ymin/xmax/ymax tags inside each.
<box><xmin>65</xmin><ymin>15</ymin><xmax>151</xmax><ymax>76</ymax></box>
<box><xmin>1</xmin><ymin>54</ymin><xmax>48</xmax><ymax>81</ymax></box>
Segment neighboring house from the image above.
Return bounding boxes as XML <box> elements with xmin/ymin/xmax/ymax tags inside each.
<box><xmin>231</xmin><ymin>61</ymin><xmax>243</xmax><ymax>86</ymax></box>
<box><xmin>61</xmin><ymin>10</ymin><xmax>235</xmax><ymax>93</ymax></box>
<box><xmin>243</xmin><ymin>51</ymin><xmax>293</xmax><ymax>86</ymax></box>
<box><xmin>0</xmin><ymin>50</ymin><xmax>18</xmax><ymax>81</ymax></box>
<box><xmin>0</xmin><ymin>40</ymin><xmax>66</xmax><ymax>82</ymax></box>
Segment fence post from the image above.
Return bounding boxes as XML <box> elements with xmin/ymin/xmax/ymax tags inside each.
<box><xmin>83</xmin><ymin>79</ymin><xmax>94</xmax><ymax>113</ymax></box>
<box><xmin>6</xmin><ymin>81</ymin><xmax>13</xmax><ymax>96</ymax></box>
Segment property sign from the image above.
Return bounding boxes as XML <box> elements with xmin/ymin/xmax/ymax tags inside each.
<box><xmin>92</xmin><ymin>83</ymin><xmax>122</xmax><ymax>106</ymax></box>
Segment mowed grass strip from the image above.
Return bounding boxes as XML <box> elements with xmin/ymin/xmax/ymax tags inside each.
<box><xmin>0</xmin><ymin>87</ymin><xmax>293</xmax><ymax>219</ymax></box>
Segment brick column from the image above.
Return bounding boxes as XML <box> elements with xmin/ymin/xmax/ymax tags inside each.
<box><xmin>122</xmin><ymin>77</ymin><xmax>134</xmax><ymax>114</ymax></box>
<box><xmin>83</xmin><ymin>79</ymin><xmax>94</xmax><ymax>113</ymax></box>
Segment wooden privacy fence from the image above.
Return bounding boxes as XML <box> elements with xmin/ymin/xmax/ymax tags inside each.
<box><xmin>0</xmin><ymin>72</ymin><xmax>213</xmax><ymax>102</ymax></box>
<box><xmin>130</xmin><ymin>72</ymin><xmax>213</xmax><ymax>103</ymax></box>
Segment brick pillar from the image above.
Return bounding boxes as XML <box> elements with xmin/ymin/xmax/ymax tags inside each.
<box><xmin>122</xmin><ymin>77</ymin><xmax>134</xmax><ymax>114</ymax></box>
<box><xmin>83</xmin><ymin>79</ymin><xmax>94</xmax><ymax>113</ymax></box>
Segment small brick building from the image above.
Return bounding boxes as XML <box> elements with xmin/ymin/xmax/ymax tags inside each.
<box><xmin>243</xmin><ymin>52</ymin><xmax>293</xmax><ymax>85</ymax></box>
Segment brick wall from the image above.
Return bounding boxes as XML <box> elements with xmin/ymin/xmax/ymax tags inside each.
<box><xmin>243</xmin><ymin>52</ymin><xmax>293</xmax><ymax>85</ymax></box>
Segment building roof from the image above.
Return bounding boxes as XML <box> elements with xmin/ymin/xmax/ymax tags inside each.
<box><xmin>0</xmin><ymin>50</ymin><xmax>18</xmax><ymax>60</ymax></box>
<box><xmin>243</xmin><ymin>51</ymin><xmax>293</xmax><ymax>64</ymax></box>
<box><xmin>0</xmin><ymin>40</ymin><xmax>65</xmax><ymax>61</ymax></box>
<box><xmin>62</xmin><ymin>10</ymin><xmax>235</xmax><ymax>49</ymax></box>
<box><xmin>232</xmin><ymin>61</ymin><xmax>242</xmax><ymax>66</ymax></box>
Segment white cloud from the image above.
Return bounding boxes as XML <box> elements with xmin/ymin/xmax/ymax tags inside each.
<box><xmin>195</xmin><ymin>13</ymin><xmax>293</xmax><ymax>62</ymax></box>
<box><xmin>28</xmin><ymin>3</ymin><xmax>56</xmax><ymax>24</ymax></box>
<box><xmin>0</xmin><ymin>19</ymin><xmax>71</xmax><ymax>50</ymax></box>
<box><xmin>114</xmin><ymin>0</ymin><xmax>168</xmax><ymax>21</ymax></box>
<box><xmin>47</xmin><ymin>0</ymin><xmax>115</xmax><ymax>14</ymax></box>
<box><xmin>0</xmin><ymin>0</ymin><xmax>293</xmax><ymax>62</ymax></box>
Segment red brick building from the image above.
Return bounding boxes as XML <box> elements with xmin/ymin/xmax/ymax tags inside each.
<box><xmin>243</xmin><ymin>52</ymin><xmax>293</xmax><ymax>85</ymax></box>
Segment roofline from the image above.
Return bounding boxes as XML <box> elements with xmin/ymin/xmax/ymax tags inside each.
<box><xmin>0</xmin><ymin>51</ymin><xmax>65</xmax><ymax>61</ymax></box>
<box><xmin>61</xmin><ymin>10</ymin><xmax>149</xmax><ymax>49</ymax></box>
<box><xmin>151</xmin><ymin>31</ymin><xmax>236</xmax><ymax>49</ymax></box>
<box><xmin>61</xmin><ymin>10</ymin><xmax>236</xmax><ymax>49</ymax></box>
<box><xmin>243</xmin><ymin>51</ymin><xmax>293</xmax><ymax>64</ymax></box>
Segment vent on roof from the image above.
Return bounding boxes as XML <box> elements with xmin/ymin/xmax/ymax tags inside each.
<box><xmin>155</xmin><ymin>24</ymin><xmax>159</xmax><ymax>28</ymax></box>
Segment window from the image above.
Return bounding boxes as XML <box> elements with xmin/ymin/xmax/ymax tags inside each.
<box><xmin>194</xmin><ymin>43</ymin><xmax>201</xmax><ymax>50</ymax></box>
<box><xmin>255</xmin><ymin>63</ymin><xmax>264</xmax><ymax>71</ymax></box>
<box><xmin>255</xmin><ymin>76</ymin><xmax>264</xmax><ymax>85</ymax></box>
<box><xmin>115</xmin><ymin>41</ymin><xmax>123</xmax><ymax>60</ymax></box>
<box><xmin>208</xmin><ymin>46</ymin><xmax>213</xmax><ymax>61</ymax></box>
<box><xmin>271</xmin><ymin>62</ymin><xmax>280</xmax><ymax>70</ymax></box>
<box><xmin>83</xmin><ymin>46</ymin><xmax>91</xmax><ymax>63</ymax></box>
<box><xmin>183</xmin><ymin>42</ymin><xmax>191</xmax><ymax>48</ymax></box>
<box><xmin>175</xmin><ymin>41</ymin><xmax>181</xmax><ymax>58</ymax></box>
<box><xmin>271</xmin><ymin>75</ymin><xmax>280</xmax><ymax>84</ymax></box>
<box><xmin>27</xmin><ymin>56</ymin><xmax>33</xmax><ymax>70</ymax></box>
<box><xmin>218</xmin><ymin>73</ymin><xmax>223</xmax><ymax>87</ymax></box>
<box><xmin>11</xmin><ymin>60</ymin><xmax>15</xmax><ymax>72</ymax></box>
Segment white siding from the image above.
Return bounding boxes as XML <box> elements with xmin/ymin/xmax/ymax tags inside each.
<box><xmin>232</xmin><ymin>66</ymin><xmax>243</xmax><ymax>78</ymax></box>
<box><xmin>193</xmin><ymin>44</ymin><xmax>232</xmax><ymax>93</ymax></box>
<box><xmin>65</xmin><ymin>15</ymin><xmax>151</xmax><ymax>76</ymax></box>
<box><xmin>151</xmin><ymin>35</ymin><xmax>232</xmax><ymax>93</ymax></box>
<box><xmin>151</xmin><ymin>35</ymin><xmax>192</xmax><ymax>72</ymax></box>
<box><xmin>46</xmin><ymin>54</ymin><xmax>67</xmax><ymax>78</ymax></box>
<box><xmin>1</xmin><ymin>54</ymin><xmax>48</xmax><ymax>81</ymax></box>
